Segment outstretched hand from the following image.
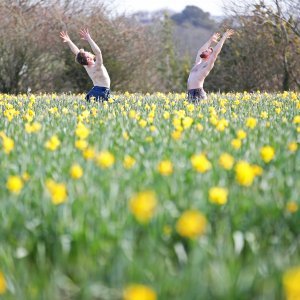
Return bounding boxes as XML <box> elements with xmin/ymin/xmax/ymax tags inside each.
<box><xmin>60</xmin><ymin>31</ymin><xmax>71</xmax><ymax>43</ymax></box>
<box><xmin>211</xmin><ymin>32</ymin><xmax>220</xmax><ymax>43</ymax></box>
<box><xmin>224</xmin><ymin>29</ymin><xmax>234</xmax><ymax>39</ymax></box>
<box><xmin>79</xmin><ymin>28</ymin><xmax>91</xmax><ymax>41</ymax></box>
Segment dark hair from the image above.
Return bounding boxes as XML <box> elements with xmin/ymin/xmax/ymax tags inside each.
<box><xmin>76</xmin><ymin>51</ymin><xmax>88</xmax><ymax>65</ymax></box>
<box><xmin>200</xmin><ymin>47</ymin><xmax>213</xmax><ymax>59</ymax></box>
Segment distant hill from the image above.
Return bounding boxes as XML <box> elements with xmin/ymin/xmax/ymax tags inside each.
<box><xmin>131</xmin><ymin>5</ymin><xmax>223</xmax><ymax>60</ymax></box>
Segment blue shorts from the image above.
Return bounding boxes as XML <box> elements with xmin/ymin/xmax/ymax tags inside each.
<box><xmin>85</xmin><ymin>86</ymin><xmax>110</xmax><ymax>102</ymax></box>
<box><xmin>187</xmin><ymin>88</ymin><xmax>207</xmax><ymax>103</ymax></box>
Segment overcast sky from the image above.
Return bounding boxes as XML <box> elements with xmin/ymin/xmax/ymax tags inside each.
<box><xmin>107</xmin><ymin>0</ymin><xmax>226</xmax><ymax>16</ymax></box>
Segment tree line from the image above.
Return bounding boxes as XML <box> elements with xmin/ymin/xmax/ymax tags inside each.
<box><xmin>0</xmin><ymin>0</ymin><xmax>299</xmax><ymax>94</ymax></box>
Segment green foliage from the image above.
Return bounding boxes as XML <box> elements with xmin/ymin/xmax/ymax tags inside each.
<box><xmin>0</xmin><ymin>91</ymin><xmax>300</xmax><ymax>299</ymax></box>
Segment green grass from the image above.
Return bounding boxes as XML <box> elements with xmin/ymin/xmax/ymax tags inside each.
<box><xmin>0</xmin><ymin>91</ymin><xmax>299</xmax><ymax>299</ymax></box>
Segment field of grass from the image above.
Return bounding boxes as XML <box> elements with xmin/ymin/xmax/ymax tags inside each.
<box><xmin>0</xmin><ymin>91</ymin><xmax>299</xmax><ymax>299</ymax></box>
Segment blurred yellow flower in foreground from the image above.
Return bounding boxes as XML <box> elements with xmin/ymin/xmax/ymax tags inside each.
<box><xmin>1</xmin><ymin>135</ymin><xmax>14</xmax><ymax>154</ymax></box>
<box><xmin>6</xmin><ymin>175</ymin><xmax>23</xmax><ymax>194</ymax></box>
<box><xmin>209</xmin><ymin>187</ymin><xmax>228</xmax><ymax>205</ymax></box>
<box><xmin>95</xmin><ymin>151</ymin><xmax>115</xmax><ymax>169</ymax></box>
<box><xmin>286</xmin><ymin>201</ymin><xmax>298</xmax><ymax>213</ymax></box>
<box><xmin>75</xmin><ymin>122</ymin><xmax>90</xmax><ymax>140</ymax></box>
<box><xmin>191</xmin><ymin>153</ymin><xmax>212</xmax><ymax>173</ymax></box>
<box><xmin>283</xmin><ymin>266</ymin><xmax>300</xmax><ymax>300</ymax></box>
<box><xmin>235</xmin><ymin>161</ymin><xmax>255</xmax><ymax>187</ymax></box>
<box><xmin>123</xmin><ymin>284</ymin><xmax>157</xmax><ymax>300</ymax></box>
<box><xmin>219</xmin><ymin>153</ymin><xmax>234</xmax><ymax>170</ymax></box>
<box><xmin>70</xmin><ymin>164</ymin><xmax>83</xmax><ymax>179</ymax></box>
<box><xmin>176</xmin><ymin>210</ymin><xmax>207</xmax><ymax>239</ymax></box>
<box><xmin>129</xmin><ymin>191</ymin><xmax>157</xmax><ymax>224</ymax></box>
<box><xmin>46</xmin><ymin>179</ymin><xmax>67</xmax><ymax>205</ymax></box>
<box><xmin>45</xmin><ymin>135</ymin><xmax>60</xmax><ymax>151</ymax></box>
<box><xmin>231</xmin><ymin>138</ymin><xmax>242</xmax><ymax>150</ymax></box>
<box><xmin>123</xmin><ymin>155</ymin><xmax>136</xmax><ymax>169</ymax></box>
<box><xmin>260</xmin><ymin>146</ymin><xmax>275</xmax><ymax>163</ymax></box>
<box><xmin>288</xmin><ymin>142</ymin><xmax>298</xmax><ymax>153</ymax></box>
<box><xmin>157</xmin><ymin>160</ymin><xmax>173</xmax><ymax>176</ymax></box>
<box><xmin>0</xmin><ymin>271</ymin><xmax>7</xmax><ymax>294</ymax></box>
<box><xmin>246</xmin><ymin>117</ymin><xmax>257</xmax><ymax>129</ymax></box>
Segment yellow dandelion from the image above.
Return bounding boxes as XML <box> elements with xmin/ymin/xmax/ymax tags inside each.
<box><xmin>191</xmin><ymin>153</ymin><xmax>212</xmax><ymax>173</ymax></box>
<box><xmin>283</xmin><ymin>266</ymin><xmax>300</xmax><ymax>300</ymax></box>
<box><xmin>235</xmin><ymin>161</ymin><xmax>255</xmax><ymax>187</ymax></box>
<box><xmin>260</xmin><ymin>146</ymin><xmax>275</xmax><ymax>163</ymax></box>
<box><xmin>286</xmin><ymin>201</ymin><xmax>298</xmax><ymax>213</ymax></box>
<box><xmin>129</xmin><ymin>191</ymin><xmax>157</xmax><ymax>224</ymax></box>
<box><xmin>95</xmin><ymin>151</ymin><xmax>115</xmax><ymax>169</ymax></box>
<box><xmin>6</xmin><ymin>175</ymin><xmax>23</xmax><ymax>195</ymax></box>
<box><xmin>209</xmin><ymin>187</ymin><xmax>228</xmax><ymax>205</ymax></box>
<box><xmin>1</xmin><ymin>136</ymin><xmax>14</xmax><ymax>154</ymax></box>
<box><xmin>123</xmin><ymin>155</ymin><xmax>136</xmax><ymax>169</ymax></box>
<box><xmin>70</xmin><ymin>164</ymin><xmax>83</xmax><ymax>179</ymax></box>
<box><xmin>123</xmin><ymin>284</ymin><xmax>157</xmax><ymax>300</ymax></box>
<box><xmin>0</xmin><ymin>271</ymin><xmax>7</xmax><ymax>294</ymax></box>
<box><xmin>45</xmin><ymin>135</ymin><xmax>60</xmax><ymax>151</ymax></box>
<box><xmin>231</xmin><ymin>138</ymin><xmax>242</xmax><ymax>150</ymax></box>
<box><xmin>288</xmin><ymin>142</ymin><xmax>298</xmax><ymax>153</ymax></box>
<box><xmin>46</xmin><ymin>179</ymin><xmax>67</xmax><ymax>205</ymax></box>
<box><xmin>246</xmin><ymin>117</ymin><xmax>257</xmax><ymax>129</ymax></box>
<box><xmin>176</xmin><ymin>210</ymin><xmax>207</xmax><ymax>239</ymax></box>
<box><xmin>157</xmin><ymin>160</ymin><xmax>173</xmax><ymax>176</ymax></box>
<box><xmin>219</xmin><ymin>153</ymin><xmax>234</xmax><ymax>170</ymax></box>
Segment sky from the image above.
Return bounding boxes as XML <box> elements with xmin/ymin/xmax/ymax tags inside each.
<box><xmin>107</xmin><ymin>0</ymin><xmax>226</xmax><ymax>16</ymax></box>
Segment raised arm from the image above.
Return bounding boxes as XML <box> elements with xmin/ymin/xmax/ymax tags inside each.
<box><xmin>79</xmin><ymin>28</ymin><xmax>103</xmax><ymax>65</ymax></box>
<box><xmin>60</xmin><ymin>31</ymin><xmax>80</xmax><ymax>55</ymax></box>
<box><xmin>195</xmin><ymin>32</ymin><xmax>220</xmax><ymax>64</ymax></box>
<box><xmin>209</xmin><ymin>29</ymin><xmax>234</xmax><ymax>63</ymax></box>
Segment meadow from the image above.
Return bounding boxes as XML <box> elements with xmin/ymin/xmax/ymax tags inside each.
<box><xmin>0</xmin><ymin>91</ymin><xmax>299</xmax><ymax>300</ymax></box>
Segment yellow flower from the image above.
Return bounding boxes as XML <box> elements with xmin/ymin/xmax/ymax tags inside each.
<box><xmin>182</xmin><ymin>116</ymin><xmax>193</xmax><ymax>129</ymax></box>
<box><xmin>286</xmin><ymin>201</ymin><xmax>298</xmax><ymax>213</ymax></box>
<box><xmin>246</xmin><ymin>117</ymin><xmax>257</xmax><ymax>129</ymax></box>
<box><xmin>288</xmin><ymin>142</ymin><xmax>298</xmax><ymax>153</ymax></box>
<box><xmin>75</xmin><ymin>122</ymin><xmax>90</xmax><ymax>140</ymax></box>
<box><xmin>0</xmin><ymin>271</ymin><xmax>7</xmax><ymax>294</ymax></box>
<box><xmin>260</xmin><ymin>146</ymin><xmax>275</xmax><ymax>163</ymax></box>
<box><xmin>1</xmin><ymin>136</ymin><xmax>14</xmax><ymax>154</ymax></box>
<box><xmin>171</xmin><ymin>130</ymin><xmax>182</xmax><ymax>141</ymax></box>
<box><xmin>260</xmin><ymin>111</ymin><xmax>268</xmax><ymax>119</ymax></box>
<box><xmin>123</xmin><ymin>131</ymin><xmax>129</xmax><ymax>141</ymax></box>
<box><xmin>252</xmin><ymin>165</ymin><xmax>263</xmax><ymax>176</ymax></box>
<box><xmin>236</xmin><ymin>129</ymin><xmax>247</xmax><ymax>140</ymax></box>
<box><xmin>231</xmin><ymin>138</ymin><xmax>242</xmax><ymax>150</ymax></box>
<box><xmin>139</xmin><ymin>119</ymin><xmax>147</xmax><ymax>128</ymax></box>
<box><xmin>163</xmin><ymin>111</ymin><xmax>170</xmax><ymax>120</ymax></box>
<box><xmin>46</xmin><ymin>179</ymin><xmax>67</xmax><ymax>205</ymax></box>
<box><xmin>75</xmin><ymin>139</ymin><xmax>88</xmax><ymax>150</ymax></box>
<box><xmin>6</xmin><ymin>175</ymin><xmax>23</xmax><ymax>194</ymax></box>
<box><xmin>129</xmin><ymin>191</ymin><xmax>157</xmax><ymax>224</ymax></box>
<box><xmin>293</xmin><ymin>115</ymin><xmax>300</xmax><ymax>124</ymax></box>
<box><xmin>95</xmin><ymin>151</ymin><xmax>115</xmax><ymax>169</ymax></box>
<box><xmin>219</xmin><ymin>153</ymin><xmax>234</xmax><ymax>170</ymax></box>
<box><xmin>191</xmin><ymin>153</ymin><xmax>212</xmax><ymax>173</ymax></box>
<box><xmin>123</xmin><ymin>284</ymin><xmax>157</xmax><ymax>300</ymax></box>
<box><xmin>25</xmin><ymin>122</ymin><xmax>42</xmax><ymax>133</ymax></box>
<box><xmin>196</xmin><ymin>123</ymin><xmax>204</xmax><ymax>131</ymax></box>
<box><xmin>283</xmin><ymin>266</ymin><xmax>300</xmax><ymax>300</ymax></box>
<box><xmin>45</xmin><ymin>135</ymin><xmax>60</xmax><ymax>151</ymax></box>
<box><xmin>176</xmin><ymin>210</ymin><xmax>207</xmax><ymax>239</ymax></box>
<box><xmin>22</xmin><ymin>172</ymin><xmax>30</xmax><ymax>181</ymax></box>
<box><xmin>209</xmin><ymin>187</ymin><xmax>228</xmax><ymax>205</ymax></box>
<box><xmin>82</xmin><ymin>147</ymin><xmax>95</xmax><ymax>160</ymax></box>
<box><xmin>70</xmin><ymin>164</ymin><xmax>83</xmax><ymax>179</ymax></box>
<box><xmin>123</xmin><ymin>155</ymin><xmax>136</xmax><ymax>169</ymax></box>
<box><xmin>235</xmin><ymin>161</ymin><xmax>255</xmax><ymax>187</ymax></box>
<box><xmin>157</xmin><ymin>160</ymin><xmax>173</xmax><ymax>176</ymax></box>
